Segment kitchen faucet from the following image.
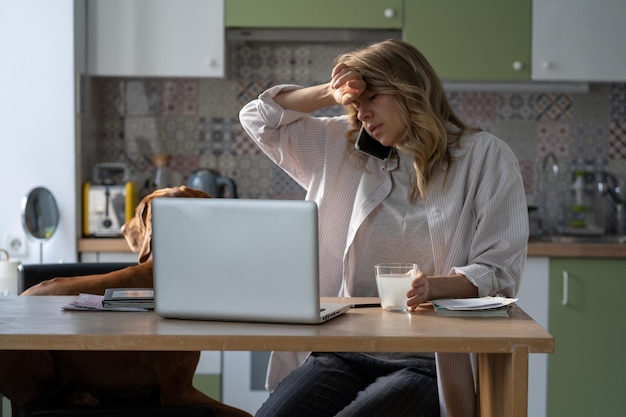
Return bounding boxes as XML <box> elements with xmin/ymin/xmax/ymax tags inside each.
<box><xmin>542</xmin><ymin>152</ymin><xmax>559</xmax><ymax>175</ymax></box>
<box><xmin>536</xmin><ymin>152</ymin><xmax>561</xmax><ymax>235</ymax></box>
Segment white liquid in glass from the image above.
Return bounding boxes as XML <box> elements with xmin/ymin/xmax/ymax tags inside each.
<box><xmin>376</xmin><ymin>274</ymin><xmax>413</xmax><ymax>312</ymax></box>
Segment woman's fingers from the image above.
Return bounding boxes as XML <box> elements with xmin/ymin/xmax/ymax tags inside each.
<box><xmin>407</xmin><ymin>272</ymin><xmax>430</xmax><ymax>310</ymax></box>
<box><xmin>330</xmin><ymin>62</ymin><xmax>348</xmax><ymax>79</ymax></box>
<box><xmin>330</xmin><ymin>65</ymin><xmax>366</xmax><ymax>105</ymax></box>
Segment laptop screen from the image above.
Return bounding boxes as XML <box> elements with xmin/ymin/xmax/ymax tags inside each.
<box><xmin>151</xmin><ymin>198</ymin><xmax>332</xmax><ymax>323</ymax></box>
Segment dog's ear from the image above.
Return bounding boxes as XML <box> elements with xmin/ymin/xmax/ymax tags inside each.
<box><xmin>137</xmin><ymin>198</ymin><xmax>153</xmax><ymax>264</ymax></box>
<box><xmin>134</xmin><ymin>186</ymin><xmax>212</xmax><ymax>263</ymax></box>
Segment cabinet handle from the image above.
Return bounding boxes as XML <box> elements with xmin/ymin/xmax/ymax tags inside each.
<box><xmin>561</xmin><ymin>270</ymin><xmax>569</xmax><ymax>306</ymax></box>
<box><xmin>512</xmin><ymin>60</ymin><xmax>523</xmax><ymax>71</ymax></box>
<box><xmin>384</xmin><ymin>8</ymin><xmax>395</xmax><ymax>18</ymax></box>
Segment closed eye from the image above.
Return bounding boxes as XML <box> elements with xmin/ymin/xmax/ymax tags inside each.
<box><xmin>353</xmin><ymin>92</ymin><xmax>377</xmax><ymax>110</ymax></box>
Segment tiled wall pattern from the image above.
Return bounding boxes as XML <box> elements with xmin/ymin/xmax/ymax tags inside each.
<box><xmin>80</xmin><ymin>43</ymin><xmax>626</xmax><ymax>235</ymax></box>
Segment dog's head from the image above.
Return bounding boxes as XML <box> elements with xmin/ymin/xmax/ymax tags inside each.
<box><xmin>122</xmin><ymin>186</ymin><xmax>212</xmax><ymax>263</ymax></box>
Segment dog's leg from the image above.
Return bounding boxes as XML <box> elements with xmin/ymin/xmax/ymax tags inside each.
<box><xmin>150</xmin><ymin>351</ymin><xmax>252</xmax><ymax>417</ymax></box>
<box><xmin>21</xmin><ymin>262</ymin><xmax>154</xmax><ymax>296</ymax></box>
<box><xmin>0</xmin><ymin>351</ymin><xmax>56</xmax><ymax>412</ymax></box>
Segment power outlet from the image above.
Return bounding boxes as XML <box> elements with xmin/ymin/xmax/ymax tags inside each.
<box><xmin>4</xmin><ymin>233</ymin><xmax>27</xmax><ymax>257</ymax></box>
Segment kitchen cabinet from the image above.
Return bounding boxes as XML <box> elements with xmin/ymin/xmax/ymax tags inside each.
<box><xmin>227</xmin><ymin>0</ymin><xmax>529</xmax><ymax>80</ymax></box>
<box><xmin>403</xmin><ymin>0</ymin><xmax>531</xmax><ymax>81</ymax></box>
<box><xmin>77</xmin><ymin>238</ymin><xmax>135</xmax><ymax>263</ymax></box>
<box><xmin>222</xmin><ymin>351</ymin><xmax>271</xmax><ymax>415</ymax></box>
<box><xmin>194</xmin><ymin>351</ymin><xmax>223</xmax><ymax>402</ymax></box>
<box><xmin>516</xmin><ymin>257</ymin><xmax>549</xmax><ymax>417</ymax></box>
<box><xmin>532</xmin><ymin>0</ymin><xmax>626</xmax><ymax>81</ymax></box>
<box><xmin>86</xmin><ymin>0</ymin><xmax>225</xmax><ymax>77</ymax></box>
<box><xmin>225</xmin><ymin>0</ymin><xmax>402</xmax><ymax>29</ymax></box>
<box><xmin>547</xmin><ymin>258</ymin><xmax>625</xmax><ymax>417</ymax></box>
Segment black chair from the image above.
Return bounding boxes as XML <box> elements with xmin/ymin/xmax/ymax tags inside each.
<box><xmin>14</xmin><ymin>262</ymin><xmax>217</xmax><ymax>417</ymax></box>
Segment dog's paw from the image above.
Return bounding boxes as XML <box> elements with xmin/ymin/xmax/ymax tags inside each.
<box><xmin>21</xmin><ymin>278</ymin><xmax>75</xmax><ymax>296</ymax></box>
<box><xmin>66</xmin><ymin>390</ymin><xmax>102</xmax><ymax>407</ymax></box>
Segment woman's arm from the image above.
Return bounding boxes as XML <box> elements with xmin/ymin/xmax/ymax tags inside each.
<box><xmin>274</xmin><ymin>63</ymin><xmax>366</xmax><ymax>113</ymax></box>
<box><xmin>273</xmin><ymin>83</ymin><xmax>336</xmax><ymax>113</ymax></box>
<box><xmin>428</xmin><ymin>275</ymin><xmax>478</xmax><ymax>300</ymax></box>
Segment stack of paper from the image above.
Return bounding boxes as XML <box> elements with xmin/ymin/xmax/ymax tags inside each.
<box><xmin>431</xmin><ymin>296</ymin><xmax>517</xmax><ymax>317</ymax></box>
<box><xmin>62</xmin><ymin>293</ymin><xmax>151</xmax><ymax>312</ymax></box>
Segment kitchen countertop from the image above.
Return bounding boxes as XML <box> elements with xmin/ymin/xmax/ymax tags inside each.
<box><xmin>526</xmin><ymin>240</ymin><xmax>626</xmax><ymax>258</ymax></box>
<box><xmin>79</xmin><ymin>238</ymin><xmax>626</xmax><ymax>258</ymax></box>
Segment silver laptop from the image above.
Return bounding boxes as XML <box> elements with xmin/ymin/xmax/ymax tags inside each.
<box><xmin>151</xmin><ymin>198</ymin><xmax>351</xmax><ymax>324</ymax></box>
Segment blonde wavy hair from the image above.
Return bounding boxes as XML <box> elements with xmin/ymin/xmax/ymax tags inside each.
<box><xmin>337</xmin><ymin>39</ymin><xmax>480</xmax><ymax>200</ymax></box>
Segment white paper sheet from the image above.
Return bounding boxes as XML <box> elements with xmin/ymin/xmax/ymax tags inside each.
<box><xmin>432</xmin><ymin>296</ymin><xmax>517</xmax><ymax>311</ymax></box>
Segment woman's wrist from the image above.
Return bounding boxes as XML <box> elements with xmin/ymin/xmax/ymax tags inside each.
<box><xmin>427</xmin><ymin>274</ymin><xmax>478</xmax><ymax>300</ymax></box>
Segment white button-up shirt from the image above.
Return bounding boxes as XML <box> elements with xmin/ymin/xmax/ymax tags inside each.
<box><xmin>239</xmin><ymin>84</ymin><xmax>529</xmax><ymax>417</ymax></box>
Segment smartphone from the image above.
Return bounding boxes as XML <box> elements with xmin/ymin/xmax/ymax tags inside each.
<box><xmin>355</xmin><ymin>125</ymin><xmax>393</xmax><ymax>161</ymax></box>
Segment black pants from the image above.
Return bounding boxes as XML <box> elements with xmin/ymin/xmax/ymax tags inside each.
<box><xmin>255</xmin><ymin>352</ymin><xmax>439</xmax><ymax>417</ymax></box>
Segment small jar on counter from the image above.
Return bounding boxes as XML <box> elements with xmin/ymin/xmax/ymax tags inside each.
<box><xmin>147</xmin><ymin>153</ymin><xmax>183</xmax><ymax>193</ymax></box>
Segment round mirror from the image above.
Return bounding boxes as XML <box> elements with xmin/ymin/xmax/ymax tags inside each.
<box><xmin>21</xmin><ymin>187</ymin><xmax>60</xmax><ymax>241</ymax></box>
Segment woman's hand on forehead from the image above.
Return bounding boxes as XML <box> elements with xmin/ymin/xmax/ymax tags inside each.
<box><xmin>330</xmin><ymin>63</ymin><xmax>366</xmax><ymax>105</ymax></box>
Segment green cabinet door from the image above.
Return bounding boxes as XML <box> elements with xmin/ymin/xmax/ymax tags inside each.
<box><xmin>226</xmin><ymin>0</ymin><xmax>402</xmax><ymax>29</ymax></box>
<box><xmin>548</xmin><ymin>258</ymin><xmax>626</xmax><ymax>417</ymax></box>
<box><xmin>404</xmin><ymin>0</ymin><xmax>531</xmax><ymax>81</ymax></box>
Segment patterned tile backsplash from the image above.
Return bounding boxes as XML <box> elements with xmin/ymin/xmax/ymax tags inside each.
<box><xmin>80</xmin><ymin>43</ymin><xmax>626</xmax><ymax>235</ymax></box>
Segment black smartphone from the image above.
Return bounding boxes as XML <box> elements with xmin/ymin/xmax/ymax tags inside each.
<box><xmin>354</xmin><ymin>125</ymin><xmax>393</xmax><ymax>161</ymax></box>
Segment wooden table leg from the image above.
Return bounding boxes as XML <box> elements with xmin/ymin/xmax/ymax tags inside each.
<box><xmin>477</xmin><ymin>345</ymin><xmax>530</xmax><ymax>417</ymax></box>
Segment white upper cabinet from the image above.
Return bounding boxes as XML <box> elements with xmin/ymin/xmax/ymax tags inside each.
<box><xmin>87</xmin><ymin>0</ymin><xmax>224</xmax><ymax>77</ymax></box>
<box><xmin>532</xmin><ymin>0</ymin><xmax>626</xmax><ymax>81</ymax></box>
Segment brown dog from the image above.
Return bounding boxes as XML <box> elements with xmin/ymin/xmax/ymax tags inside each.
<box><xmin>21</xmin><ymin>186</ymin><xmax>211</xmax><ymax>296</ymax></box>
<box><xmin>2</xmin><ymin>186</ymin><xmax>251</xmax><ymax>417</ymax></box>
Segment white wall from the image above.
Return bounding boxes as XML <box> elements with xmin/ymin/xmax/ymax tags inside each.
<box><xmin>0</xmin><ymin>0</ymin><xmax>78</xmax><ymax>264</ymax></box>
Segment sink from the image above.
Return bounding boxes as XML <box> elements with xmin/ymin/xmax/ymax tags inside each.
<box><xmin>529</xmin><ymin>235</ymin><xmax>626</xmax><ymax>244</ymax></box>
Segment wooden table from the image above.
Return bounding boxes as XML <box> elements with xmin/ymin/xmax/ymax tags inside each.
<box><xmin>0</xmin><ymin>296</ymin><xmax>553</xmax><ymax>417</ymax></box>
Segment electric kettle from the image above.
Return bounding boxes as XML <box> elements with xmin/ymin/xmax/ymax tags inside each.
<box><xmin>186</xmin><ymin>168</ymin><xmax>238</xmax><ymax>198</ymax></box>
<box><xmin>0</xmin><ymin>249</ymin><xmax>20</xmax><ymax>296</ymax></box>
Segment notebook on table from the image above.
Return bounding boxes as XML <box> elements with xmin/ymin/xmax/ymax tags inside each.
<box><xmin>151</xmin><ymin>198</ymin><xmax>351</xmax><ymax>324</ymax></box>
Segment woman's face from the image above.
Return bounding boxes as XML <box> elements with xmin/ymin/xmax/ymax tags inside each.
<box><xmin>354</xmin><ymin>92</ymin><xmax>405</xmax><ymax>147</ymax></box>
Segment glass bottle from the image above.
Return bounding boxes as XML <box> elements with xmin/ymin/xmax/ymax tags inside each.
<box><xmin>570</xmin><ymin>171</ymin><xmax>587</xmax><ymax>227</ymax></box>
<box><xmin>150</xmin><ymin>153</ymin><xmax>182</xmax><ymax>191</ymax></box>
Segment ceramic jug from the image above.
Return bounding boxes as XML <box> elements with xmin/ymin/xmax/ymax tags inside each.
<box><xmin>186</xmin><ymin>168</ymin><xmax>238</xmax><ymax>198</ymax></box>
<box><xmin>0</xmin><ymin>249</ymin><xmax>21</xmax><ymax>296</ymax></box>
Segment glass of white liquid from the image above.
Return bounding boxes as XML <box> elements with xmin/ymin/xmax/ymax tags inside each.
<box><xmin>375</xmin><ymin>263</ymin><xmax>418</xmax><ymax>312</ymax></box>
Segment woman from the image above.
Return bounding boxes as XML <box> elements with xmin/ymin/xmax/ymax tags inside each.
<box><xmin>239</xmin><ymin>39</ymin><xmax>528</xmax><ymax>417</ymax></box>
